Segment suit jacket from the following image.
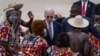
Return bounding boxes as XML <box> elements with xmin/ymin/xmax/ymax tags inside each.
<box><xmin>67</xmin><ymin>31</ymin><xmax>94</xmax><ymax>56</ymax></box>
<box><xmin>73</xmin><ymin>1</ymin><xmax>96</xmax><ymax>21</ymax></box>
<box><xmin>62</xmin><ymin>16</ymin><xmax>100</xmax><ymax>39</ymax></box>
<box><xmin>94</xmin><ymin>3</ymin><xmax>100</xmax><ymax>15</ymax></box>
<box><xmin>44</xmin><ymin>21</ymin><xmax>63</xmax><ymax>46</ymax></box>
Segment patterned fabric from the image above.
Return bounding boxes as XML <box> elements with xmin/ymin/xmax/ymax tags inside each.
<box><xmin>89</xmin><ymin>33</ymin><xmax>100</xmax><ymax>55</ymax></box>
<box><xmin>47</xmin><ymin>45</ymin><xmax>72</xmax><ymax>56</ymax></box>
<box><xmin>0</xmin><ymin>21</ymin><xmax>22</xmax><ymax>41</ymax></box>
<box><xmin>18</xmin><ymin>35</ymin><xmax>48</xmax><ymax>56</ymax></box>
<box><xmin>0</xmin><ymin>23</ymin><xmax>11</xmax><ymax>41</ymax></box>
<box><xmin>0</xmin><ymin>21</ymin><xmax>22</xmax><ymax>56</ymax></box>
<box><xmin>0</xmin><ymin>45</ymin><xmax>8</xmax><ymax>56</ymax></box>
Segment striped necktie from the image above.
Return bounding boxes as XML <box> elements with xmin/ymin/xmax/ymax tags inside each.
<box><xmin>82</xmin><ymin>2</ymin><xmax>85</xmax><ymax>16</ymax></box>
<box><xmin>48</xmin><ymin>24</ymin><xmax>52</xmax><ymax>39</ymax></box>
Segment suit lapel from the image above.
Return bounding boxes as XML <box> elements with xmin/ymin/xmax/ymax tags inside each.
<box><xmin>44</xmin><ymin>20</ymin><xmax>51</xmax><ymax>39</ymax></box>
<box><xmin>45</xmin><ymin>21</ymin><xmax>55</xmax><ymax>40</ymax></box>
<box><xmin>53</xmin><ymin>22</ymin><xmax>57</xmax><ymax>40</ymax></box>
<box><xmin>86</xmin><ymin>2</ymin><xmax>91</xmax><ymax>15</ymax></box>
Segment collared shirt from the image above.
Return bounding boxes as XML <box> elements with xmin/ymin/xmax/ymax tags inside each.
<box><xmin>0</xmin><ymin>21</ymin><xmax>22</xmax><ymax>41</ymax></box>
<box><xmin>45</xmin><ymin>20</ymin><xmax>54</xmax><ymax>39</ymax></box>
<box><xmin>81</xmin><ymin>1</ymin><xmax>88</xmax><ymax>16</ymax></box>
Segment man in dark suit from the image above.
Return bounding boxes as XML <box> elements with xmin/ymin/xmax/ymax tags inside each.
<box><xmin>62</xmin><ymin>4</ymin><xmax>100</xmax><ymax>39</ymax></box>
<box><xmin>44</xmin><ymin>8</ymin><xmax>62</xmax><ymax>46</ymax></box>
<box><xmin>72</xmin><ymin>0</ymin><xmax>95</xmax><ymax>21</ymax></box>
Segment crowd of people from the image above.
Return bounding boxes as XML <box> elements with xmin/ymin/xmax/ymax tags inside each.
<box><xmin>0</xmin><ymin>0</ymin><xmax>100</xmax><ymax>56</ymax></box>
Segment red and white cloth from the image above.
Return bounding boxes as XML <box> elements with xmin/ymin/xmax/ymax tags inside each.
<box><xmin>89</xmin><ymin>33</ymin><xmax>100</xmax><ymax>55</ymax></box>
<box><xmin>47</xmin><ymin>45</ymin><xmax>72</xmax><ymax>56</ymax></box>
<box><xmin>0</xmin><ymin>45</ymin><xmax>8</xmax><ymax>56</ymax></box>
<box><xmin>18</xmin><ymin>35</ymin><xmax>48</xmax><ymax>56</ymax></box>
<box><xmin>0</xmin><ymin>21</ymin><xmax>22</xmax><ymax>41</ymax></box>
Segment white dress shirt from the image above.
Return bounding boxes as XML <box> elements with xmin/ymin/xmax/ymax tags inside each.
<box><xmin>81</xmin><ymin>1</ymin><xmax>88</xmax><ymax>16</ymax></box>
<box><xmin>45</xmin><ymin>20</ymin><xmax>54</xmax><ymax>39</ymax></box>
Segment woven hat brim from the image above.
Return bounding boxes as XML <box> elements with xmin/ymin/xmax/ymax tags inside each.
<box><xmin>68</xmin><ymin>17</ymin><xmax>89</xmax><ymax>28</ymax></box>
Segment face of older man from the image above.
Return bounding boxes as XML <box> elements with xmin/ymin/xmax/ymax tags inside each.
<box><xmin>44</xmin><ymin>9</ymin><xmax>55</xmax><ymax>24</ymax></box>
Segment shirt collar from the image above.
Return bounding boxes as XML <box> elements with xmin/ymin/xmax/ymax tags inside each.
<box><xmin>45</xmin><ymin>20</ymin><xmax>53</xmax><ymax>25</ymax></box>
<box><xmin>81</xmin><ymin>0</ymin><xmax>88</xmax><ymax>4</ymax></box>
<box><xmin>45</xmin><ymin>20</ymin><xmax>53</xmax><ymax>28</ymax></box>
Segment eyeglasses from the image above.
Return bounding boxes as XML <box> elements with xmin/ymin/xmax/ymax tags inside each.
<box><xmin>46</xmin><ymin>16</ymin><xmax>54</xmax><ymax>18</ymax></box>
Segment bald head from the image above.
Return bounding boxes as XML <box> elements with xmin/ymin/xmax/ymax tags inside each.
<box><xmin>44</xmin><ymin>8</ymin><xmax>55</xmax><ymax>16</ymax></box>
<box><xmin>45</xmin><ymin>8</ymin><xmax>54</xmax><ymax>12</ymax></box>
<box><xmin>44</xmin><ymin>8</ymin><xmax>55</xmax><ymax>24</ymax></box>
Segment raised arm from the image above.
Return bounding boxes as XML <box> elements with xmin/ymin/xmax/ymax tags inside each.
<box><xmin>21</xmin><ymin>11</ymin><xmax>34</xmax><ymax>27</ymax></box>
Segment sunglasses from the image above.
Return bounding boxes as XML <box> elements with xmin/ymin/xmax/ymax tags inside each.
<box><xmin>46</xmin><ymin>16</ymin><xmax>54</xmax><ymax>18</ymax></box>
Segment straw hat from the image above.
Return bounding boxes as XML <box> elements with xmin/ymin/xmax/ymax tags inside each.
<box><xmin>8</xmin><ymin>2</ymin><xmax>23</xmax><ymax>9</ymax></box>
<box><xmin>68</xmin><ymin>15</ymin><xmax>89</xmax><ymax>28</ymax></box>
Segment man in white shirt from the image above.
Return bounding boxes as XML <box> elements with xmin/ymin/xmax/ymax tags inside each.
<box><xmin>72</xmin><ymin>0</ymin><xmax>95</xmax><ymax>22</ymax></box>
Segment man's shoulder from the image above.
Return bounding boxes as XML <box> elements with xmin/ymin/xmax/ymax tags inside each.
<box><xmin>67</xmin><ymin>31</ymin><xmax>74</xmax><ymax>35</ymax></box>
<box><xmin>82</xmin><ymin>16</ymin><xmax>90</xmax><ymax>20</ymax></box>
<box><xmin>53</xmin><ymin>21</ymin><xmax>62</xmax><ymax>26</ymax></box>
<box><xmin>62</xmin><ymin>17</ymin><xmax>70</xmax><ymax>22</ymax></box>
<box><xmin>67</xmin><ymin>31</ymin><xmax>88</xmax><ymax>35</ymax></box>
<box><xmin>88</xmin><ymin>1</ymin><xmax>96</xmax><ymax>5</ymax></box>
<box><xmin>81</xmin><ymin>32</ymin><xmax>88</xmax><ymax>36</ymax></box>
<box><xmin>96</xmin><ymin>3</ymin><xmax>100</xmax><ymax>8</ymax></box>
<box><xmin>73</xmin><ymin>1</ymin><xmax>95</xmax><ymax>5</ymax></box>
<box><xmin>79</xmin><ymin>32</ymin><xmax>89</xmax><ymax>40</ymax></box>
<box><xmin>97</xmin><ymin>3</ymin><xmax>100</xmax><ymax>6</ymax></box>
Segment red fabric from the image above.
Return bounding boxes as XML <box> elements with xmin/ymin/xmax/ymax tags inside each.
<box><xmin>0</xmin><ymin>45</ymin><xmax>8</xmax><ymax>56</ymax></box>
<box><xmin>18</xmin><ymin>36</ymin><xmax>48</xmax><ymax>56</ymax></box>
<box><xmin>89</xmin><ymin>33</ymin><xmax>100</xmax><ymax>50</ymax></box>
<box><xmin>47</xmin><ymin>45</ymin><xmax>72</xmax><ymax>56</ymax></box>
<box><xmin>0</xmin><ymin>26</ymin><xmax>10</xmax><ymax>41</ymax></box>
<box><xmin>81</xmin><ymin>3</ymin><xmax>86</xmax><ymax>15</ymax></box>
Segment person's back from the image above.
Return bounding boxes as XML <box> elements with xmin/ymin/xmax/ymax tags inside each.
<box><xmin>67</xmin><ymin>15</ymin><xmax>94</xmax><ymax>56</ymax></box>
<box><xmin>67</xmin><ymin>30</ymin><xmax>94</xmax><ymax>56</ymax></box>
